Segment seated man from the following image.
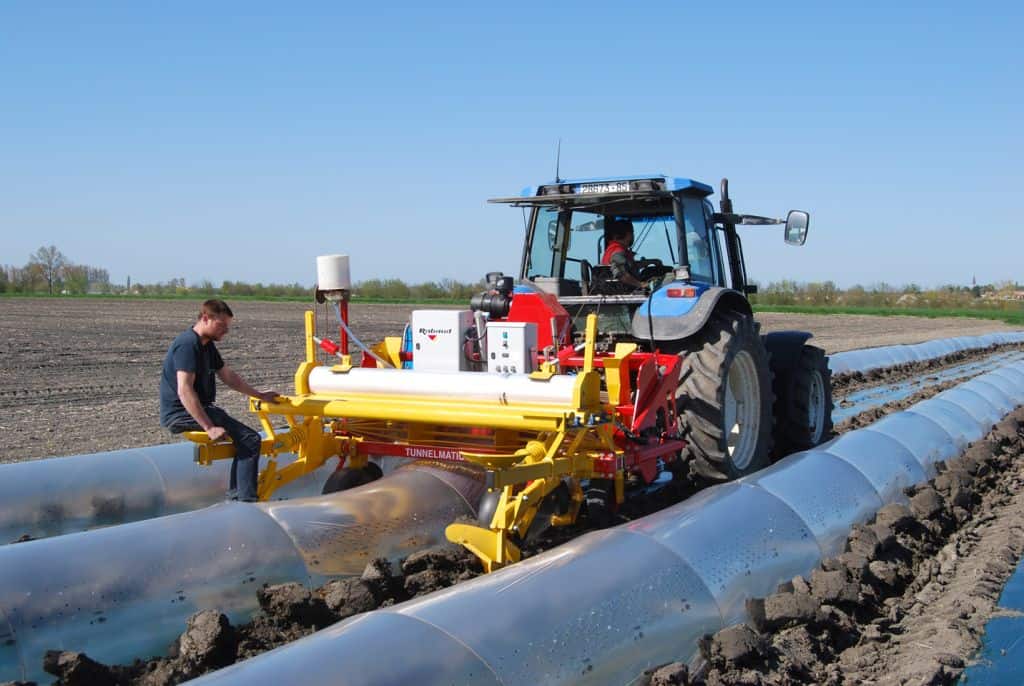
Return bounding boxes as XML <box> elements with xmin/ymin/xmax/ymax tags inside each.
<box><xmin>600</xmin><ymin>218</ymin><xmax>645</xmax><ymax>290</ymax></box>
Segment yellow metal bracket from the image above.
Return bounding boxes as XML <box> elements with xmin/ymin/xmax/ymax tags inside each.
<box><xmin>446</xmin><ymin>522</ymin><xmax>521</xmax><ymax>573</ymax></box>
<box><xmin>330</xmin><ymin>355</ymin><xmax>354</xmax><ymax>373</ymax></box>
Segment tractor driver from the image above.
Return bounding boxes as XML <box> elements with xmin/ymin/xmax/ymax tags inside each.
<box><xmin>159</xmin><ymin>299</ymin><xmax>279</xmax><ymax>502</ymax></box>
<box><xmin>601</xmin><ymin>218</ymin><xmax>646</xmax><ymax>290</ymax></box>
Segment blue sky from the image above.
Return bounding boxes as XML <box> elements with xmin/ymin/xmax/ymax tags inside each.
<box><xmin>1</xmin><ymin>2</ymin><xmax>1021</xmax><ymax>289</ymax></box>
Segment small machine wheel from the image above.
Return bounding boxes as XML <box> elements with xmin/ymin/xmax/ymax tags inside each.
<box><xmin>583</xmin><ymin>479</ymin><xmax>615</xmax><ymax>529</ymax></box>
<box><xmin>669</xmin><ymin>310</ymin><xmax>774</xmax><ymax>481</ymax></box>
<box><xmin>774</xmin><ymin>345</ymin><xmax>833</xmax><ymax>456</ymax></box>
<box><xmin>321</xmin><ymin>464</ymin><xmax>382</xmax><ymax>495</ymax></box>
<box><xmin>476</xmin><ymin>491</ymin><xmax>501</xmax><ymax>527</ymax></box>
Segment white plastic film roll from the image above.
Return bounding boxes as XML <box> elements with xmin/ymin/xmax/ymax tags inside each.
<box><xmin>316</xmin><ymin>254</ymin><xmax>351</xmax><ymax>291</ymax></box>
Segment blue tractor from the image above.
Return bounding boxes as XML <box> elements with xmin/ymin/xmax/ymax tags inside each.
<box><xmin>488</xmin><ymin>175</ymin><xmax>833</xmax><ymax>481</ymax></box>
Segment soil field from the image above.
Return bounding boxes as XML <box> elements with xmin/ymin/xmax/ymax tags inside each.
<box><xmin>0</xmin><ymin>297</ymin><xmax>1018</xmax><ymax>463</ymax></box>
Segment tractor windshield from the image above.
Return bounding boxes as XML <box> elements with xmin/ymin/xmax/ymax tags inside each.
<box><xmin>524</xmin><ymin>204</ymin><xmax>718</xmax><ymax>285</ymax></box>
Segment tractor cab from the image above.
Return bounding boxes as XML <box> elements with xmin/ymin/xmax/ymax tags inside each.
<box><xmin>491</xmin><ymin>175</ymin><xmax>722</xmax><ymax>298</ymax></box>
<box><xmin>489</xmin><ymin>174</ymin><xmax>810</xmax><ymax>344</ymax></box>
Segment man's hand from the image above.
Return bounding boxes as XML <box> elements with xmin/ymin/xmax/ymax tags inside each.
<box><xmin>206</xmin><ymin>426</ymin><xmax>228</xmax><ymax>442</ymax></box>
<box><xmin>255</xmin><ymin>390</ymin><xmax>280</xmax><ymax>403</ymax></box>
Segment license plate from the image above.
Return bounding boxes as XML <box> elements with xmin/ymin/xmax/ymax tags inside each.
<box><xmin>576</xmin><ymin>181</ymin><xmax>631</xmax><ymax>194</ymax></box>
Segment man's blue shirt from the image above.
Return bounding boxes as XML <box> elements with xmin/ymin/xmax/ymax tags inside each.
<box><xmin>159</xmin><ymin>329</ymin><xmax>224</xmax><ymax>427</ymax></box>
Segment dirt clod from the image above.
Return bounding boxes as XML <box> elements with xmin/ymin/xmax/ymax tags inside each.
<box><xmin>177</xmin><ymin>611</ymin><xmax>236</xmax><ymax>671</ymax></box>
<box><xmin>321</xmin><ymin>578</ymin><xmax>378</xmax><ymax>620</ymax></box>
<box><xmin>646</xmin><ymin>661</ymin><xmax>690</xmax><ymax>685</ymax></box>
<box><xmin>42</xmin><ymin>650</ymin><xmax>117</xmax><ymax>686</ymax></box>
<box><xmin>687</xmin><ymin>417</ymin><xmax>1024</xmax><ymax>685</ymax></box>
<box><xmin>810</xmin><ymin>569</ymin><xmax>859</xmax><ymax>605</ymax></box>
<box><xmin>702</xmin><ymin>624</ymin><xmax>764</xmax><ymax>667</ymax></box>
<box><xmin>256</xmin><ymin>582</ymin><xmax>335</xmax><ymax>628</ymax></box>
<box><xmin>909</xmin><ymin>487</ymin><xmax>945</xmax><ymax>521</ymax></box>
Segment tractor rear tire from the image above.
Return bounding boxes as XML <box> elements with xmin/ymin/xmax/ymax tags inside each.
<box><xmin>672</xmin><ymin>310</ymin><xmax>774</xmax><ymax>481</ymax></box>
<box><xmin>321</xmin><ymin>464</ymin><xmax>382</xmax><ymax>495</ymax></box>
<box><xmin>774</xmin><ymin>345</ymin><xmax>833</xmax><ymax>456</ymax></box>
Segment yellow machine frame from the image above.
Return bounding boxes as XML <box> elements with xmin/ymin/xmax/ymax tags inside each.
<box><xmin>189</xmin><ymin>309</ymin><xmax>637</xmax><ymax>571</ymax></box>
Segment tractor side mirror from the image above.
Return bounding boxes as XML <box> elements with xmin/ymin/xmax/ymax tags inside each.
<box><xmin>547</xmin><ymin>220</ymin><xmax>558</xmax><ymax>250</ymax></box>
<box><xmin>784</xmin><ymin>210</ymin><xmax>809</xmax><ymax>246</ymax></box>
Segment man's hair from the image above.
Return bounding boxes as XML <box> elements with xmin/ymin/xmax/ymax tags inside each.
<box><xmin>199</xmin><ymin>299</ymin><xmax>233</xmax><ymax>320</ymax></box>
<box><xmin>605</xmin><ymin>218</ymin><xmax>634</xmax><ymax>241</ymax></box>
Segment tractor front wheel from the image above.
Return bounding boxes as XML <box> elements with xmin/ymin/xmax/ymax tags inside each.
<box><xmin>671</xmin><ymin>311</ymin><xmax>774</xmax><ymax>481</ymax></box>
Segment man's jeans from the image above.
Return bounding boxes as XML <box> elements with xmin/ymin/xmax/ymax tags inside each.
<box><xmin>167</xmin><ymin>405</ymin><xmax>262</xmax><ymax>500</ymax></box>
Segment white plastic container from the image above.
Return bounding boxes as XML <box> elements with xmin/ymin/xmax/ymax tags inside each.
<box><xmin>316</xmin><ymin>254</ymin><xmax>351</xmax><ymax>291</ymax></box>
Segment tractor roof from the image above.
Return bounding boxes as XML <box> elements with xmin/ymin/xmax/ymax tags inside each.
<box><xmin>489</xmin><ymin>174</ymin><xmax>713</xmax><ymax>214</ymax></box>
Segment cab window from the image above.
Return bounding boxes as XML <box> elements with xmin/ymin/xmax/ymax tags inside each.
<box><xmin>683</xmin><ymin>198</ymin><xmax>715</xmax><ymax>284</ymax></box>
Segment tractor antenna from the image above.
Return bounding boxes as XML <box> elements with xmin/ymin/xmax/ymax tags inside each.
<box><xmin>554</xmin><ymin>138</ymin><xmax>562</xmax><ymax>183</ymax></box>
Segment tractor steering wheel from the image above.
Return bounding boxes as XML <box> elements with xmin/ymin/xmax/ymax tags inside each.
<box><xmin>635</xmin><ymin>258</ymin><xmax>668</xmax><ymax>283</ymax></box>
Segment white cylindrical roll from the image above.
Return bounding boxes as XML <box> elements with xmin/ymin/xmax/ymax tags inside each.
<box><xmin>316</xmin><ymin>254</ymin><xmax>351</xmax><ymax>291</ymax></box>
<box><xmin>308</xmin><ymin>367</ymin><xmax>576</xmax><ymax>406</ymax></box>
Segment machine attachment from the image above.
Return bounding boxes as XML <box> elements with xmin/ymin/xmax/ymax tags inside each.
<box><xmin>187</xmin><ymin>256</ymin><xmax>688</xmax><ymax>572</ymax></box>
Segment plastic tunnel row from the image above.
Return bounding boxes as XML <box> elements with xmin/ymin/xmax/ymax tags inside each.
<box><xmin>829</xmin><ymin>330</ymin><xmax>1024</xmax><ymax>376</ymax></box>
<box><xmin>0</xmin><ymin>463</ymin><xmax>485</xmax><ymax>684</ymax></box>
<box><xmin>188</xmin><ymin>361</ymin><xmax>1024</xmax><ymax>686</ymax></box>
<box><xmin>2</xmin><ymin>330</ymin><xmax>1019</xmax><ymax>546</ymax></box>
<box><xmin>0</xmin><ymin>443</ymin><xmax>330</xmax><ymax>544</ymax></box>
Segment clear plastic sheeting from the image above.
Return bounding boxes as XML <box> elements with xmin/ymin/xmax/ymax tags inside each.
<box><xmin>741</xmin><ymin>451</ymin><xmax>882</xmax><ymax>556</ymax></box>
<box><xmin>828</xmin><ymin>331</ymin><xmax>1024</xmax><ymax>375</ymax></box>
<box><xmin>402</xmin><ymin>529</ymin><xmax>722</xmax><ymax>685</ymax></box>
<box><xmin>831</xmin><ymin>351</ymin><xmax>1024</xmax><ymax>426</ymax></box>
<box><xmin>0</xmin><ymin>463</ymin><xmax>483</xmax><ymax>684</ymax></box>
<box><xmin>991</xmin><ymin>364</ymin><xmax>1024</xmax><ymax>391</ymax></box>
<box><xmin>192</xmin><ymin>613</ymin><xmax>502</xmax><ymax>686</ymax></box>
<box><xmin>865</xmin><ymin>411</ymin><xmax>961</xmax><ymax>475</ymax></box>
<box><xmin>908</xmin><ymin>399</ymin><xmax>986</xmax><ymax>446</ymax></box>
<box><xmin>626</xmin><ymin>484</ymin><xmax>821</xmax><ymax>624</ymax></box>
<box><xmin>184</xmin><ymin>362</ymin><xmax>1023</xmax><ymax>686</ymax></box>
<box><xmin>983</xmin><ymin>370</ymin><xmax>1024</xmax><ymax>405</ymax></box>
<box><xmin>963</xmin><ymin>378</ymin><xmax>1017</xmax><ymax>416</ymax></box>
<box><xmin>817</xmin><ymin>430</ymin><xmax>926</xmax><ymax>504</ymax></box>
<box><xmin>0</xmin><ymin>503</ymin><xmax>310</xmax><ymax>684</ymax></box>
<box><xmin>0</xmin><ymin>444</ymin><xmax>204</xmax><ymax>543</ymax></box>
<box><xmin>0</xmin><ymin>444</ymin><xmax>331</xmax><ymax>544</ymax></box>
<box><xmin>936</xmin><ymin>387</ymin><xmax>1003</xmax><ymax>428</ymax></box>
<box><xmin>263</xmin><ymin>463</ymin><xmax>483</xmax><ymax>579</ymax></box>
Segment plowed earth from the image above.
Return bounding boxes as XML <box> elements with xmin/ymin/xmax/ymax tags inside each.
<box><xmin>0</xmin><ymin>297</ymin><xmax>1017</xmax><ymax>463</ymax></box>
<box><xmin>3</xmin><ymin>297</ymin><xmax>1023</xmax><ymax>686</ymax></box>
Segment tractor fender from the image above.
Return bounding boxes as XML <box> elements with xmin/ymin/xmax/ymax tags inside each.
<box><xmin>762</xmin><ymin>330</ymin><xmax>814</xmax><ymax>380</ymax></box>
<box><xmin>631</xmin><ymin>285</ymin><xmax>753</xmax><ymax>342</ymax></box>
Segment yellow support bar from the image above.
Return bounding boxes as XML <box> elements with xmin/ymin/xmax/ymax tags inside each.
<box><xmin>582</xmin><ymin>313</ymin><xmax>597</xmax><ymax>373</ymax></box>
<box><xmin>259</xmin><ymin>394</ymin><xmax>572</xmax><ymax>433</ymax></box>
<box><xmin>295</xmin><ymin>310</ymin><xmax>317</xmax><ymax>395</ymax></box>
<box><xmin>604</xmin><ymin>343</ymin><xmax>637</xmax><ymax>406</ymax></box>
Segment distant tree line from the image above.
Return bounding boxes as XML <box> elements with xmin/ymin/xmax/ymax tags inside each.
<box><xmin>749</xmin><ymin>280</ymin><xmax>1024</xmax><ymax>310</ymax></box>
<box><xmin>0</xmin><ymin>245</ymin><xmax>485</xmax><ymax>300</ymax></box>
<box><xmin>1</xmin><ymin>246</ymin><xmax>110</xmax><ymax>295</ymax></box>
<box><xmin>3</xmin><ymin>246</ymin><xmax>1020</xmax><ymax>309</ymax></box>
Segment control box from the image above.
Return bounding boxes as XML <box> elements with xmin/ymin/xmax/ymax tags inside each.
<box><xmin>486</xmin><ymin>321</ymin><xmax>538</xmax><ymax>374</ymax></box>
<box><xmin>411</xmin><ymin>310</ymin><xmax>475</xmax><ymax>371</ymax></box>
